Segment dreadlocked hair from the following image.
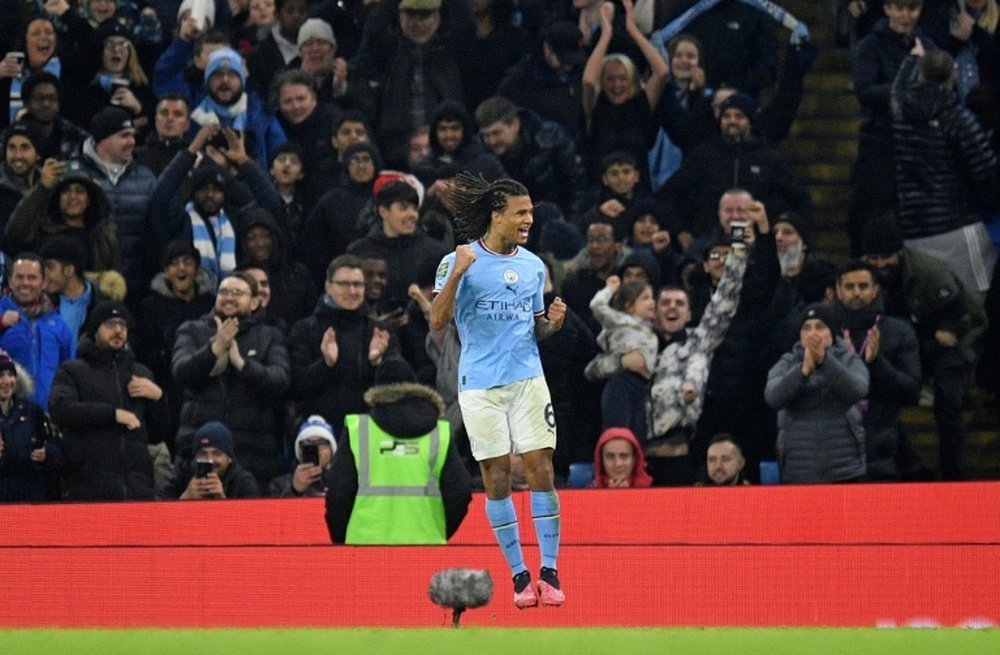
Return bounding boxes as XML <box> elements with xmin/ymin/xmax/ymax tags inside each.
<box><xmin>446</xmin><ymin>172</ymin><xmax>530</xmax><ymax>242</ymax></box>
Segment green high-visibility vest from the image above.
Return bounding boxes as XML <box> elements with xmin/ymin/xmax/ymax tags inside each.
<box><xmin>344</xmin><ymin>414</ymin><xmax>451</xmax><ymax>544</ymax></box>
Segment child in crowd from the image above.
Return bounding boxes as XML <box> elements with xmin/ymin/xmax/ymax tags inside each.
<box><xmin>588</xmin><ymin>274</ymin><xmax>658</xmax><ymax>438</ymax></box>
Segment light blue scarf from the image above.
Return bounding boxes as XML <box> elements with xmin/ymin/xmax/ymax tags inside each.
<box><xmin>187</xmin><ymin>201</ymin><xmax>236</xmax><ymax>289</ymax></box>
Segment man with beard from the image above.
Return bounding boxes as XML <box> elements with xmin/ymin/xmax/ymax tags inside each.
<box><xmin>835</xmin><ymin>261</ymin><xmax>921</xmax><ymax>480</ymax></box>
<box><xmin>696</xmin><ymin>434</ymin><xmax>750</xmax><ymax>486</ymax></box>
<box><xmin>172</xmin><ymin>271</ymin><xmax>290</xmax><ymax>490</ymax></box>
<box><xmin>0</xmin><ymin>122</ymin><xmax>42</xmax><ymax>234</ymax></box>
<box><xmin>861</xmin><ymin>215</ymin><xmax>986</xmax><ymax>480</ymax></box>
<box><xmin>49</xmin><ymin>301</ymin><xmax>169</xmax><ymax>500</ymax></box>
<box><xmin>189</xmin><ymin>47</ymin><xmax>285</xmax><ymax>163</ymax></box>
<box><xmin>0</xmin><ymin>254</ymin><xmax>74</xmax><ymax>410</ymax></box>
<box><xmin>660</xmin><ymin>92</ymin><xmax>811</xmax><ymax>245</ymax></box>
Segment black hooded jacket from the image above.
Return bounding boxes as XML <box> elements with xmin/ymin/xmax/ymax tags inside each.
<box><xmin>237</xmin><ymin>207</ymin><xmax>316</xmax><ymax>327</ymax></box>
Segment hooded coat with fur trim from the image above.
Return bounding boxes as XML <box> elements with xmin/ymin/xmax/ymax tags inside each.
<box><xmin>324</xmin><ymin>380</ymin><xmax>472</xmax><ymax>544</ymax></box>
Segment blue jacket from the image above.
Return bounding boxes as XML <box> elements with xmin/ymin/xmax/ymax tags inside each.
<box><xmin>0</xmin><ymin>297</ymin><xmax>75</xmax><ymax>411</ymax></box>
<box><xmin>152</xmin><ymin>37</ymin><xmax>287</xmax><ymax>163</ymax></box>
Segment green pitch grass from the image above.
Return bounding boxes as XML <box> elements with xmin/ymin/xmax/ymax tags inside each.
<box><xmin>2</xmin><ymin>628</ymin><xmax>999</xmax><ymax>654</ymax></box>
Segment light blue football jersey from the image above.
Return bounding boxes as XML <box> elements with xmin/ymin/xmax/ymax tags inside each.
<box><xmin>434</xmin><ymin>240</ymin><xmax>546</xmax><ymax>391</ymax></box>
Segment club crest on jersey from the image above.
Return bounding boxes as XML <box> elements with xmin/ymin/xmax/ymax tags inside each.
<box><xmin>503</xmin><ymin>269</ymin><xmax>519</xmax><ymax>284</ymax></box>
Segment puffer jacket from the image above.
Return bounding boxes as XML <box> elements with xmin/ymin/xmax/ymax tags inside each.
<box><xmin>890</xmin><ymin>54</ymin><xmax>997</xmax><ymax>239</ymax></box>
<box><xmin>49</xmin><ymin>338</ymin><xmax>168</xmax><ymax>501</ymax></box>
<box><xmin>81</xmin><ymin>142</ymin><xmax>158</xmax><ymax>293</ymax></box>
<box><xmin>765</xmin><ymin>340</ymin><xmax>870</xmax><ymax>483</ymax></box>
<box><xmin>171</xmin><ymin>312</ymin><xmax>290</xmax><ymax>486</ymax></box>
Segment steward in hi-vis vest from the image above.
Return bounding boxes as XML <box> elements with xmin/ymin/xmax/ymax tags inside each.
<box><xmin>325</xmin><ymin>359</ymin><xmax>473</xmax><ymax>544</ymax></box>
<box><xmin>346</xmin><ymin>413</ymin><xmax>450</xmax><ymax>544</ymax></box>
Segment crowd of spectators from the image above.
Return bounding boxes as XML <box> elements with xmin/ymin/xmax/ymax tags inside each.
<box><xmin>0</xmin><ymin>0</ymin><xmax>996</xmax><ymax>503</ymax></box>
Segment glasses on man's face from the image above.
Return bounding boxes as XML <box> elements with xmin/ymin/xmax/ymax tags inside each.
<box><xmin>587</xmin><ymin>234</ymin><xmax>613</xmax><ymax>244</ymax></box>
<box><xmin>218</xmin><ymin>287</ymin><xmax>251</xmax><ymax>298</ymax></box>
<box><xmin>330</xmin><ymin>280</ymin><xmax>365</xmax><ymax>289</ymax></box>
<box><xmin>707</xmin><ymin>251</ymin><xmax>729</xmax><ymax>261</ymax></box>
<box><xmin>104</xmin><ymin>40</ymin><xmax>131</xmax><ymax>52</ymax></box>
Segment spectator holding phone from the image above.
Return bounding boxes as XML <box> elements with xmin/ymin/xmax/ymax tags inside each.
<box><xmin>268</xmin><ymin>414</ymin><xmax>336</xmax><ymax>497</ymax></box>
<box><xmin>173</xmin><ymin>420</ymin><xmax>259</xmax><ymax>499</ymax></box>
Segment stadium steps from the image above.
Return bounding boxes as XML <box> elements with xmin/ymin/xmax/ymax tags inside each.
<box><xmin>780</xmin><ymin>0</ymin><xmax>1000</xmax><ymax>480</ymax></box>
<box><xmin>766</xmin><ymin>0</ymin><xmax>857</xmax><ymax>262</ymax></box>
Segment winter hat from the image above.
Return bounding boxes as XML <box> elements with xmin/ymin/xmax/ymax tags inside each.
<box><xmin>295</xmin><ymin>415</ymin><xmax>337</xmax><ymax>462</ymax></box>
<box><xmin>342</xmin><ymin>141</ymin><xmax>383</xmax><ymax>172</ymax></box>
<box><xmin>799</xmin><ymin>302</ymin><xmax>839</xmax><ymax>335</ymax></box>
<box><xmin>398</xmin><ymin>0</ymin><xmax>441</xmax><ymax>10</ymax></box>
<box><xmin>4</xmin><ymin>120</ymin><xmax>44</xmax><ymax>153</ymax></box>
<box><xmin>541</xmin><ymin>20</ymin><xmax>586</xmax><ymax>69</ymax></box>
<box><xmin>204</xmin><ymin>48</ymin><xmax>246</xmax><ymax>84</ymax></box>
<box><xmin>192</xmin><ymin>421</ymin><xmax>234</xmax><ymax>458</ymax></box>
<box><xmin>90</xmin><ymin>106</ymin><xmax>134</xmax><ymax>144</ymax></box>
<box><xmin>774</xmin><ymin>211</ymin><xmax>812</xmax><ymax>245</ymax></box>
<box><xmin>188</xmin><ymin>164</ymin><xmax>228</xmax><ymax>196</ymax></box>
<box><xmin>297</xmin><ymin>18</ymin><xmax>336</xmax><ymax>50</ymax></box>
<box><xmin>860</xmin><ymin>214</ymin><xmax>904</xmax><ymax>257</ymax></box>
<box><xmin>178</xmin><ymin>0</ymin><xmax>216</xmax><ymax>27</ymax></box>
<box><xmin>87</xmin><ymin>300</ymin><xmax>133</xmax><ymax>339</ymax></box>
<box><xmin>372</xmin><ymin>170</ymin><xmax>425</xmax><ymax>206</ymax></box>
<box><xmin>718</xmin><ymin>92</ymin><xmax>759</xmax><ymax>122</ymax></box>
<box><xmin>0</xmin><ymin>349</ymin><xmax>17</xmax><ymax>376</ymax></box>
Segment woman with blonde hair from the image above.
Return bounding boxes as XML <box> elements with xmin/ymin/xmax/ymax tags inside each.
<box><xmin>82</xmin><ymin>23</ymin><xmax>156</xmax><ymax>126</ymax></box>
<box><xmin>582</xmin><ymin>0</ymin><xmax>669</xmax><ymax>185</ymax></box>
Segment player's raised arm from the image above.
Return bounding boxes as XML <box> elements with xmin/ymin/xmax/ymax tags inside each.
<box><xmin>430</xmin><ymin>246</ymin><xmax>476</xmax><ymax>330</ymax></box>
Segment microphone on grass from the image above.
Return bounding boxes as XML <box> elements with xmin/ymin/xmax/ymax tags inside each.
<box><xmin>429</xmin><ymin>568</ymin><xmax>493</xmax><ymax>628</ymax></box>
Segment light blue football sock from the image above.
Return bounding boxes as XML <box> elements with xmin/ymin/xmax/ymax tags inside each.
<box><xmin>531</xmin><ymin>490</ymin><xmax>560</xmax><ymax>570</ymax></box>
<box><xmin>486</xmin><ymin>496</ymin><xmax>526</xmax><ymax>577</ymax></box>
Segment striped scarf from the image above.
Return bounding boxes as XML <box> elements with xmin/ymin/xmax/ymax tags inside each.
<box><xmin>187</xmin><ymin>202</ymin><xmax>235</xmax><ymax>289</ymax></box>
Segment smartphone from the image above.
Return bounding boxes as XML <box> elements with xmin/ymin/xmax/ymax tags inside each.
<box><xmin>5</xmin><ymin>51</ymin><xmax>24</xmax><ymax>66</ymax></box>
<box><xmin>730</xmin><ymin>221</ymin><xmax>748</xmax><ymax>249</ymax></box>
<box><xmin>300</xmin><ymin>443</ymin><xmax>320</xmax><ymax>466</ymax></box>
<box><xmin>207</xmin><ymin>130</ymin><xmax>229</xmax><ymax>151</ymax></box>
<box><xmin>194</xmin><ymin>459</ymin><xmax>214</xmax><ymax>478</ymax></box>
